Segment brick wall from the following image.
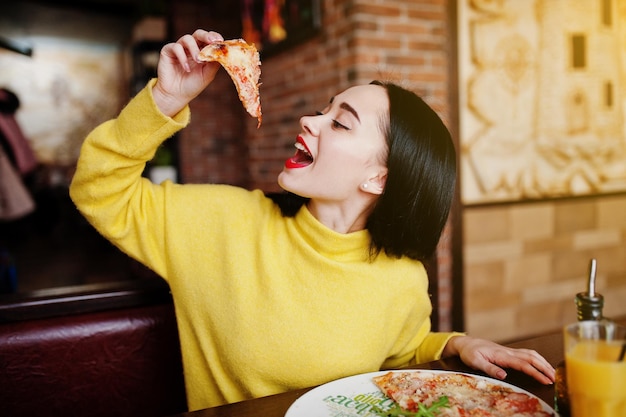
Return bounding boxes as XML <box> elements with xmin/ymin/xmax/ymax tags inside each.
<box><xmin>170</xmin><ymin>0</ymin><xmax>456</xmax><ymax>330</ymax></box>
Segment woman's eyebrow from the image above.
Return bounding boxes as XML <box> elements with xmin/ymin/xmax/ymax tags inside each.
<box><xmin>340</xmin><ymin>103</ymin><xmax>360</xmax><ymax>123</ymax></box>
<box><xmin>329</xmin><ymin>96</ymin><xmax>361</xmax><ymax>123</ymax></box>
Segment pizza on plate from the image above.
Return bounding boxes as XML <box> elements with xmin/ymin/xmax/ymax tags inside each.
<box><xmin>198</xmin><ymin>38</ymin><xmax>262</xmax><ymax>127</ymax></box>
<box><xmin>372</xmin><ymin>371</ymin><xmax>554</xmax><ymax>417</ymax></box>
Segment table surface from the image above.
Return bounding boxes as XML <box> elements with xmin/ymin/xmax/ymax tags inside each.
<box><xmin>172</xmin><ymin>330</ymin><xmax>566</xmax><ymax>417</ymax></box>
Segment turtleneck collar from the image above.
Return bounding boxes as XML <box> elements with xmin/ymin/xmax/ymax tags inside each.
<box><xmin>291</xmin><ymin>205</ymin><xmax>372</xmax><ymax>262</ymax></box>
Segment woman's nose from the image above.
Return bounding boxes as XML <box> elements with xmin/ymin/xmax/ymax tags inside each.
<box><xmin>300</xmin><ymin>114</ymin><xmax>320</xmax><ymax>136</ymax></box>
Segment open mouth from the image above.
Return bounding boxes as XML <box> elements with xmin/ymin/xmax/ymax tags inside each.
<box><xmin>285</xmin><ymin>137</ymin><xmax>313</xmax><ymax>168</ymax></box>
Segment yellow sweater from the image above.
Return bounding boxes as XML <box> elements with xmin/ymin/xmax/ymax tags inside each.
<box><xmin>70</xmin><ymin>81</ymin><xmax>458</xmax><ymax>411</ymax></box>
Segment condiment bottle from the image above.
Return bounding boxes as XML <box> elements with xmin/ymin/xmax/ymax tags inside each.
<box><xmin>554</xmin><ymin>259</ymin><xmax>606</xmax><ymax>416</ymax></box>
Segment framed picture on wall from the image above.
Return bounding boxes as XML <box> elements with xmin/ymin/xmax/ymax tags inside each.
<box><xmin>457</xmin><ymin>0</ymin><xmax>626</xmax><ymax>205</ymax></box>
<box><xmin>241</xmin><ymin>0</ymin><xmax>321</xmax><ymax>56</ymax></box>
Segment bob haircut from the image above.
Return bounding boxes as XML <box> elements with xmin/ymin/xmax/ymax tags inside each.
<box><xmin>268</xmin><ymin>81</ymin><xmax>456</xmax><ymax>262</ymax></box>
<box><xmin>366</xmin><ymin>80</ymin><xmax>456</xmax><ymax>261</ymax></box>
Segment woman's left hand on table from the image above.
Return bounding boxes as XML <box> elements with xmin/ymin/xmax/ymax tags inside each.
<box><xmin>442</xmin><ymin>335</ymin><xmax>556</xmax><ymax>385</ymax></box>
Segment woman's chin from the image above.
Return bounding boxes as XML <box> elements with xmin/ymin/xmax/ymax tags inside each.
<box><xmin>277</xmin><ymin>171</ymin><xmax>291</xmax><ymax>192</ymax></box>
<box><xmin>277</xmin><ymin>173</ymin><xmax>306</xmax><ymax>197</ymax></box>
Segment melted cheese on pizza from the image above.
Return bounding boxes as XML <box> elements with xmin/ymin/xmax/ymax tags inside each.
<box><xmin>373</xmin><ymin>371</ymin><xmax>553</xmax><ymax>417</ymax></box>
<box><xmin>198</xmin><ymin>39</ymin><xmax>262</xmax><ymax>127</ymax></box>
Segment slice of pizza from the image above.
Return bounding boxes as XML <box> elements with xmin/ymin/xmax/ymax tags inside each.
<box><xmin>198</xmin><ymin>39</ymin><xmax>262</xmax><ymax>127</ymax></box>
<box><xmin>372</xmin><ymin>371</ymin><xmax>457</xmax><ymax>415</ymax></box>
<box><xmin>372</xmin><ymin>371</ymin><xmax>554</xmax><ymax>417</ymax></box>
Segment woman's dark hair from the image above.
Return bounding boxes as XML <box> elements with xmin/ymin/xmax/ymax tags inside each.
<box><xmin>366</xmin><ymin>80</ymin><xmax>456</xmax><ymax>261</ymax></box>
<box><xmin>269</xmin><ymin>81</ymin><xmax>456</xmax><ymax>262</ymax></box>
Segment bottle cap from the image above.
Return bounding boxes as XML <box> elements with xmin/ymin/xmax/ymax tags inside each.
<box><xmin>575</xmin><ymin>258</ymin><xmax>604</xmax><ymax>321</ymax></box>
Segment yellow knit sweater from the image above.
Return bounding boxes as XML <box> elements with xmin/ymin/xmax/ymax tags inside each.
<box><xmin>69</xmin><ymin>81</ymin><xmax>458</xmax><ymax>411</ymax></box>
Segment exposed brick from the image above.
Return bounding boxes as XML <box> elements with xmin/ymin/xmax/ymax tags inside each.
<box><xmin>407</xmin><ymin>9</ymin><xmax>446</xmax><ymax>21</ymax></box>
<box><xmin>348</xmin><ymin>36</ymin><xmax>402</xmax><ymax>50</ymax></box>
<box><xmin>386</xmin><ymin>54</ymin><xmax>428</xmax><ymax>66</ymax></box>
<box><xmin>383</xmin><ymin>23</ymin><xmax>431</xmax><ymax>35</ymax></box>
<box><xmin>350</xmin><ymin>4</ymin><xmax>402</xmax><ymax>18</ymax></box>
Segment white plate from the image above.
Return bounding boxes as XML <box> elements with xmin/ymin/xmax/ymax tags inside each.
<box><xmin>285</xmin><ymin>370</ymin><xmax>557</xmax><ymax>417</ymax></box>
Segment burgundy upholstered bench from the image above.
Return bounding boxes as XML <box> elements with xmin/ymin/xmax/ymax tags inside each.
<box><xmin>0</xmin><ymin>279</ymin><xmax>187</xmax><ymax>417</ymax></box>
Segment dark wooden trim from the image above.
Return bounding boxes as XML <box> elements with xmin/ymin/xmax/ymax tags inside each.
<box><xmin>447</xmin><ymin>0</ymin><xmax>465</xmax><ymax>332</ymax></box>
<box><xmin>0</xmin><ymin>278</ymin><xmax>172</xmax><ymax>323</ymax></box>
<box><xmin>425</xmin><ymin>255</ymin><xmax>440</xmax><ymax>332</ymax></box>
<box><xmin>451</xmin><ymin>196</ymin><xmax>465</xmax><ymax>331</ymax></box>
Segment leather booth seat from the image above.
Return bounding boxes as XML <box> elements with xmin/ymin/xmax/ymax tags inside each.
<box><xmin>0</xmin><ymin>280</ymin><xmax>187</xmax><ymax>417</ymax></box>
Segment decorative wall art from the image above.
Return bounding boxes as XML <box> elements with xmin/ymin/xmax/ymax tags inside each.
<box><xmin>458</xmin><ymin>0</ymin><xmax>626</xmax><ymax>205</ymax></box>
<box><xmin>241</xmin><ymin>0</ymin><xmax>321</xmax><ymax>56</ymax></box>
<box><xmin>0</xmin><ymin>41</ymin><xmax>125</xmax><ymax>167</ymax></box>
<box><xmin>0</xmin><ymin>3</ymin><xmax>130</xmax><ymax>169</ymax></box>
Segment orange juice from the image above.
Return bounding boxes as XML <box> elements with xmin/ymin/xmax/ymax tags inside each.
<box><xmin>565</xmin><ymin>340</ymin><xmax>626</xmax><ymax>417</ymax></box>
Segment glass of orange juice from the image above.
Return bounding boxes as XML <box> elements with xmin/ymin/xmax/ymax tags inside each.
<box><xmin>564</xmin><ymin>321</ymin><xmax>626</xmax><ymax>417</ymax></box>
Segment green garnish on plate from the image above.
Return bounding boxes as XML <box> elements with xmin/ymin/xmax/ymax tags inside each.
<box><xmin>371</xmin><ymin>396</ymin><xmax>450</xmax><ymax>417</ymax></box>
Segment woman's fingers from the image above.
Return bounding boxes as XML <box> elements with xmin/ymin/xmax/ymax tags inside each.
<box><xmin>162</xmin><ymin>41</ymin><xmax>193</xmax><ymax>72</ymax></box>
<box><xmin>153</xmin><ymin>29</ymin><xmax>224</xmax><ymax>116</ymax></box>
<box><xmin>453</xmin><ymin>336</ymin><xmax>556</xmax><ymax>385</ymax></box>
<box><xmin>487</xmin><ymin>348</ymin><xmax>556</xmax><ymax>384</ymax></box>
<box><xmin>167</xmin><ymin>31</ymin><xmax>225</xmax><ymax>70</ymax></box>
<box><xmin>192</xmin><ymin>29</ymin><xmax>224</xmax><ymax>45</ymax></box>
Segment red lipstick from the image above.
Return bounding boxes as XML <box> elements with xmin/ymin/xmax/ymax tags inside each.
<box><xmin>284</xmin><ymin>136</ymin><xmax>313</xmax><ymax>169</ymax></box>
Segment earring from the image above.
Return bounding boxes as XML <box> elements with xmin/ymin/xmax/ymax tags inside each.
<box><xmin>362</xmin><ymin>183</ymin><xmax>368</xmax><ymax>189</ymax></box>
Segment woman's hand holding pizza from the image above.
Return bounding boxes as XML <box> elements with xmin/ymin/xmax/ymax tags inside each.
<box><xmin>153</xmin><ymin>29</ymin><xmax>224</xmax><ymax>117</ymax></box>
<box><xmin>443</xmin><ymin>336</ymin><xmax>556</xmax><ymax>385</ymax></box>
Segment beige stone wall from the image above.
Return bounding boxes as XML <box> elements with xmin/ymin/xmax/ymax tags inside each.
<box><xmin>463</xmin><ymin>195</ymin><xmax>626</xmax><ymax>342</ymax></box>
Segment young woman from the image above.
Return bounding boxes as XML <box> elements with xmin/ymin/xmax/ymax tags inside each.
<box><xmin>70</xmin><ymin>29</ymin><xmax>555</xmax><ymax>412</ymax></box>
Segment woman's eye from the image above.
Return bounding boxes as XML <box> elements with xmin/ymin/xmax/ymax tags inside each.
<box><xmin>332</xmin><ymin>119</ymin><xmax>349</xmax><ymax>130</ymax></box>
<box><xmin>314</xmin><ymin>110</ymin><xmax>349</xmax><ymax>130</ymax></box>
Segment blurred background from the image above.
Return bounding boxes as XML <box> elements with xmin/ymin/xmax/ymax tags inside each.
<box><xmin>1</xmin><ymin>0</ymin><xmax>625</xmax><ymax>342</ymax></box>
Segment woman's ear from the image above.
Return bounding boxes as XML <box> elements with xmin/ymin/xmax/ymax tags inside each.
<box><xmin>361</xmin><ymin>169</ymin><xmax>387</xmax><ymax>195</ymax></box>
